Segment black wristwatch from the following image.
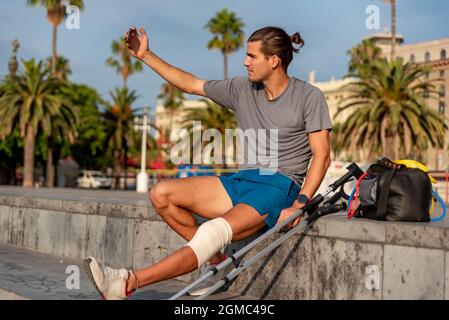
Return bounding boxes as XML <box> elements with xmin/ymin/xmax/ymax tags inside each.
<box><xmin>296</xmin><ymin>194</ymin><xmax>309</xmax><ymax>205</ymax></box>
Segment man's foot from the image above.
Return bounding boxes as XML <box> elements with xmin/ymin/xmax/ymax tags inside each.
<box><xmin>187</xmin><ymin>257</ymin><xmax>235</xmax><ymax>297</ymax></box>
<box><xmin>83</xmin><ymin>257</ymin><xmax>134</xmax><ymax>300</ymax></box>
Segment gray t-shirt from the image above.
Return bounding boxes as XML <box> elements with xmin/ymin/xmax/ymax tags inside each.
<box><xmin>203</xmin><ymin>76</ymin><xmax>332</xmax><ymax>187</ymax></box>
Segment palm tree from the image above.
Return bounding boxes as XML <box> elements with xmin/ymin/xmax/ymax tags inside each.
<box><xmin>34</xmin><ymin>55</ymin><xmax>75</xmax><ymax>187</ymax></box>
<box><xmin>329</xmin><ymin>122</ymin><xmax>344</xmax><ymax>160</ymax></box>
<box><xmin>181</xmin><ymin>99</ymin><xmax>237</xmax><ymax>166</ymax></box>
<box><xmin>41</xmin><ymin>55</ymin><xmax>75</xmax><ymax>187</ymax></box>
<box><xmin>45</xmin><ymin>88</ymin><xmax>79</xmax><ymax>187</ymax></box>
<box><xmin>348</xmin><ymin>40</ymin><xmax>382</xmax><ymax>79</ymax></box>
<box><xmin>384</xmin><ymin>0</ymin><xmax>397</xmax><ymax>60</ymax></box>
<box><xmin>27</xmin><ymin>0</ymin><xmax>83</xmax><ymax>186</ymax></box>
<box><xmin>205</xmin><ymin>8</ymin><xmax>245</xmax><ymax>79</ymax></box>
<box><xmin>106</xmin><ymin>38</ymin><xmax>143</xmax><ymax>88</ymax></box>
<box><xmin>27</xmin><ymin>0</ymin><xmax>84</xmax><ymax>77</ymax></box>
<box><xmin>336</xmin><ymin>57</ymin><xmax>446</xmax><ymax>161</ymax></box>
<box><xmin>0</xmin><ymin>128</ymin><xmax>23</xmax><ymax>185</ymax></box>
<box><xmin>102</xmin><ymin>87</ymin><xmax>138</xmax><ymax>189</ymax></box>
<box><xmin>182</xmin><ymin>99</ymin><xmax>237</xmax><ymax>133</ymax></box>
<box><xmin>45</xmin><ymin>55</ymin><xmax>72</xmax><ymax>80</ymax></box>
<box><xmin>8</xmin><ymin>39</ymin><xmax>20</xmax><ymax>79</ymax></box>
<box><xmin>158</xmin><ymin>82</ymin><xmax>186</xmax><ymax>133</ymax></box>
<box><xmin>0</xmin><ymin>59</ymin><xmax>76</xmax><ymax>187</ymax></box>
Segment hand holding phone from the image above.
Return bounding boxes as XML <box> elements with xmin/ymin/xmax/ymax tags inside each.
<box><xmin>124</xmin><ymin>26</ymin><xmax>149</xmax><ymax>60</ymax></box>
<box><xmin>125</xmin><ymin>28</ymin><xmax>135</xmax><ymax>43</ymax></box>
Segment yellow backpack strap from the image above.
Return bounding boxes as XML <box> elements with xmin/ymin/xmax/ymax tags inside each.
<box><xmin>394</xmin><ymin>159</ymin><xmax>437</xmax><ymax>184</ymax></box>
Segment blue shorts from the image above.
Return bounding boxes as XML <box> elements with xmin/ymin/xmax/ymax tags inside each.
<box><xmin>218</xmin><ymin>169</ymin><xmax>301</xmax><ymax>229</ymax></box>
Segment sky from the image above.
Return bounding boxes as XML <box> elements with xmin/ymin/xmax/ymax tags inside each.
<box><xmin>1</xmin><ymin>0</ymin><xmax>448</xmax><ymax>113</ymax></box>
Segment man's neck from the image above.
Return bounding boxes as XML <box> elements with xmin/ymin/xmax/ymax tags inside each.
<box><xmin>262</xmin><ymin>72</ymin><xmax>290</xmax><ymax>101</ymax></box>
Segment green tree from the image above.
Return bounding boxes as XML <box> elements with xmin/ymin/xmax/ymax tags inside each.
<box><xmin>348</xmin><ymin>40</ymin><xmax>382</xmax><ymax>79</ymax></box>
<box><xmin>62</xmin><ymin>84</ymin><xmax>109</xmax><ymax>170</ymax></box>
<box><xmin>42</xmin><ymin>56</ymin><xmax>77</xmax><ymax>187</ymax></box>
<box><xmin>329</xmin><ymin>122</ymin><xmax>343</xmax><ymax>159</ymax></box>
<box><xmin>158</xmin><ymin>82</ymin><xmax>186</xmax><ymax>134</ymax></box>
<box><xmin>45</xmin><ymin>90</ymin><xmax>79</xmax><ymax>187</ymax></box>
<box><xmin>205</xmin><ymin>8</ymin><xmax>245</xmax><ymax>79</ymax></box>
<box><xmin>1</xmin><ymin>61</ymin><xmax>23</xmax><ymax>185</ymax></box>
<box><xmin>0</xmin><ymin>128</ymin><xmax>24</xmax><ymax>185</ymax></box>
<box><xmin>384</xmin><ymin>0</ymin><xmax>397</xmax><ymax>60</ymax></box>
<box><xmin>181</xmin><ymin>99</ymin><xmax>237</xmax><ymax>166</ymax></box>
<box><xmin>106</xmin><ymin>38</ymin><xmax>143</xmax><ymax>88</ymax></box>
<box><xmin>45</xmin><ymin>55</ymin><xmax>72</xmax><ymax>80</ymax></box>
<box><xmin>182</xmin><ymin>99</ymin><xmax>237</xmax><ymax>134</ymax></box>
<box><xmin>336</xmin><ymin>57</ymin><xmax>446</xmax><ymax>161</ymax></box>
<box><xmin>27</xmin><ymin>0</ymin><xmax>84</xmax><ymax>186</ymax></box>
<box><xmin>102</xmin><ymin>87</ymin><xmax>139</xmax><ymax>188</ymax></box>
<box><xmin>27</xmin><ymin>0</ymin><xmax>84</xmax><ymax>77</ymax></box>
<box><xmin>0</xmin><ymin>59</ymin><xmax>77</xmax><ymax>187</ymax></box>
<box><xmin>8</xmin><ymin>39</ymin><xmax>20</xmax><ymax>79</ymax></box>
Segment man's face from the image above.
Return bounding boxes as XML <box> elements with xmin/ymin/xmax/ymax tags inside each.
<box><xmin>243</xmin><ymin>40</ymin><xmax>276</xmax><ymax>82</ymax></box>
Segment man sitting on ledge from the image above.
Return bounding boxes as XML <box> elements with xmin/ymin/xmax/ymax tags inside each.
<box><xmin>84</xmin><ymin>25</ymin><xmax>332</xmax><ymax>300</ymax></box>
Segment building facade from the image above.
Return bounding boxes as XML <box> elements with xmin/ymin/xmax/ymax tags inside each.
<box><xmin>312</xmin><ymin>33</ymin><xmax>449</xmax><ymax>170</ymax></box>
<box><xmin>154</xmin><ymin>99</ymin><xmax>208</xmax><ymax>140</ymax></box>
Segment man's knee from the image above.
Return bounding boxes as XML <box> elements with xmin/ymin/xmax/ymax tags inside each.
<box><xmin>149</xmin><ymin>181</ymin><xmax>171</xmax><ymax>210</ymax></box>
<box><xmin>185</xmin><ymin>217</ymin><xmax>233</xmax><ymax>268</ymax></box>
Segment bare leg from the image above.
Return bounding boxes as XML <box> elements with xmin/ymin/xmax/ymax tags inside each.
<box><xmin>127</xmin><ymin>204</ymin><xmax>267</xmax><ymax>292</ymax></box>
<box><xmin>150</xmin><ymin>176</ymin><xmax>233</xmax><ymax>238</ymax></box>
<box><xmin>149</xmin><ymin>176</ymin><xmax>233</xmax><ymax>263</ymax></box>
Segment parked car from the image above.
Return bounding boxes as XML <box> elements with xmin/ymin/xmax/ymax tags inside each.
<box><xmin>77</xmin><ymin>170</ymin><xmax>111</xmax><ymax>189</ymax></box>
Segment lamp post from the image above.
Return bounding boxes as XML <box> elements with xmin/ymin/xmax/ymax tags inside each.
<box><xmin>134</xmin><ymin>106</ymin><xmax>151</xmax><ymax>193</ymax></box>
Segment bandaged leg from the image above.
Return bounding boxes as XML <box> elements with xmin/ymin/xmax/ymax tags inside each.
<box><xmin>185</xmin><ymin>217</ymin><xmax>233</xmax><ymax>268</ymax></box>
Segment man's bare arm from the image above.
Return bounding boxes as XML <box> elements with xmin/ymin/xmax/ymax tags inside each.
<box><xmin>125</xmin><ymin>27</ymin><xmax>205</xmax><ymax>96</ymax></box>
<box><xmin>275</xmin><ymin>129</ymin><xmax>331</xmax><ymax>228</ymax></box>
<box><xmin>295</xmin><ymin>130</ymin><xmax>331</xmax><ymax>203</ymax></box>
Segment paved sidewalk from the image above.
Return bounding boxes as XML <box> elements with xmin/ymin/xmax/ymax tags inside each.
<box><xmin>0</xmin><ymin>243</ymin><xmax>254</xmax><ymax>300</ymax></box>
<box><xmin>0</xmin><ymin>186</ymin><xmax>150</xmax><ymax>206</ymax></box>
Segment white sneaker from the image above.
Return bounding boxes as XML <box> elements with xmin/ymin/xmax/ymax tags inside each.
<box><xmin>84</xmin><ymin>257</ymin><xmax>132</xmax><ymax>300</ymax></box>
<box><xmin>187</xmin><ymin>261</ymin><xmax>235</xmax><ymax>297</ymax></box>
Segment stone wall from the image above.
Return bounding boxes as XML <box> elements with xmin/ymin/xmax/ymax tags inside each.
<box><xmin>0</xmin><ymin>194</ymin><xmax>448</xmax><ymax>299</ymax></box>
<box><xmin>0</xmin><ymin>195</ymin><xmax>199</xmax><ymax>284</ymax></box>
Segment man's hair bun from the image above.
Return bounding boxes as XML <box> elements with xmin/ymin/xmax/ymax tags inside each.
<box><xmin>290</xmin><ymin>32</ymin><xmax>305</xmax><ymax>52</ymax></box>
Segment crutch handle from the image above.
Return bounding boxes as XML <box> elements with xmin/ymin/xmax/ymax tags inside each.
<box><xmin>307</xmin><ymin>194</ymin><xmax>324</xmax><ymax>207</ymax></box>
<box><xmin>306</xmin><ymin>202</ymin><xmax>347</xmax><ymax>222</ymax></box>
<box><xmin>329</xmin><ymin>163</ymin><xmax>364</xmax><ymax>192</ymax></box>
<box><xmin>301</xmin><ymin>194</ymin><xmax>324</xmax><ymax>213</ymax></box>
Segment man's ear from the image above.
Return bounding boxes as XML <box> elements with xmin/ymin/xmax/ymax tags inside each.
<box><xmin>270</xmin><ymin>55</ymin><xmax>281</xmax><ymax>70</ymax></box>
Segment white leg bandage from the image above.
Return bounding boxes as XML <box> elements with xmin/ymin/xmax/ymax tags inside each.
<box><xmin>185</xmin><ymin>217</ymin><xmax>233</xmax><ymax>268</ymax></box>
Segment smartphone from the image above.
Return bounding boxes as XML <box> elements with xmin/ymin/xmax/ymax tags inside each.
<box><xmin>126</xmin><ymin>28</ymin><xmax>136</xmax><ymax>43</ymax></box>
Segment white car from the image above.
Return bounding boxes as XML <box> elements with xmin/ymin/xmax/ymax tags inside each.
<box><xmin>77</xmin><ymin>170</ymin><xmax>111</xmax><ymax>189</ymax></box>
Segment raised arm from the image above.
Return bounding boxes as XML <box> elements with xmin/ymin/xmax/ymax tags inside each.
<box><xmin>125</xmin><ymin>27</ymin><xmax>206</xmax><ymax>96</ymax></box>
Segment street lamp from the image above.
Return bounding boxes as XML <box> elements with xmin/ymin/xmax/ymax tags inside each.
<box><xmin>134</xmin><ymin>106</ymin><xmax>151</xmax><ymax>193</ymax></box>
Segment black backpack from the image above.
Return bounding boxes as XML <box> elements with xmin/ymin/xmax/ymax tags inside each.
<box><xmin>354</xmin><ymin>158</ymin><xmax>432</xmax><ymax>222</ymax></box>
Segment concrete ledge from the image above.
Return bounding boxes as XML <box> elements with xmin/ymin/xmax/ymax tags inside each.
<box><xmin>1</xmin><ymin>187</ymin><xmax>448</xmax><ymax>299</ymax></box>
<box><xmin>386</xmin><ymin>222</ymin><xmax>449</xmax><ymax>250</ymax></box>
<box><xmin>0</xmin><ymin>194</ymin><xmax>161</xmax><ymax>222</ymax></box>
<box><xmin>0</xmin><ymin>243</ymin><xmax>255</xmax><ymax>300</ymax></box>
<box><xmin>0</xmin><ymin>288</ymin><xmax>29</xmax><ymax>300</ymax></box>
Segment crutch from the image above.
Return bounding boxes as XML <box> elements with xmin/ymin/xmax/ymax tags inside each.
<box><xmin>194</xmin><ymin>202</ymin><xmax>346</xmax><ymax>300</ymax></box>
<box><xmin>168</xmin><ymin>163</ymin><xmax>364</xmax><ymax>300</ymax></box>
